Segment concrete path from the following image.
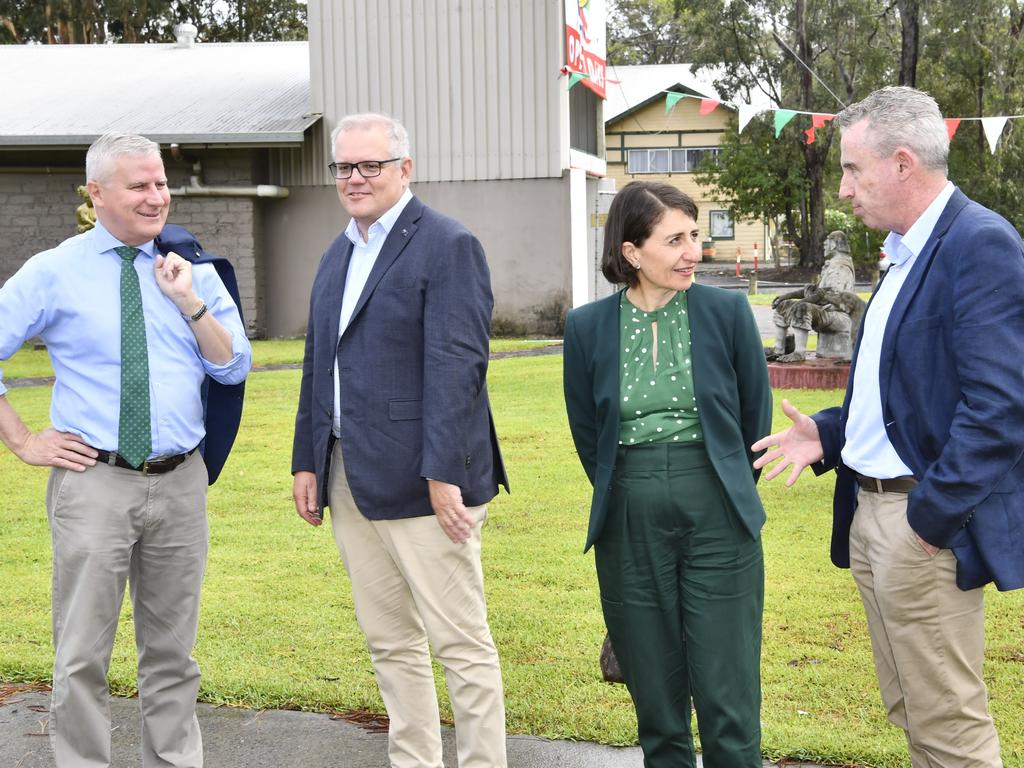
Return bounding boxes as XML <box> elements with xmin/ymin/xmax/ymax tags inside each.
<box><xmin>0</xmin><ymin>686</ymin><xmax>837</xmax><ymax>768</ymax></box>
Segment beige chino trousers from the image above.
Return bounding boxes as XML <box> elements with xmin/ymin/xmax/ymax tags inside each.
<box><xmin>849</xmin><ymin>489</ymin><xmax>1001</xmax><ymax>768</ymax></box>
<box><xmin>328</xmin><ymin>444</ymin><xmax>507</xmax><ymax>768</ymax></box>
<box><xmin>46</xmin><ymin>450</ymin><xmax>208</xmax><ymax>768</ymax></box>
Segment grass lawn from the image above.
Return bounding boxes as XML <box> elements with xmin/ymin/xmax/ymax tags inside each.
<box><xmin>0</xmin><ymin>338</ymin><xmax>560</xmax><ymax>380</ymax></box>
<box><xmin>1</xmin><ymin>358</ymin><xmax>1021</xmax><ymax>767</ymax></box>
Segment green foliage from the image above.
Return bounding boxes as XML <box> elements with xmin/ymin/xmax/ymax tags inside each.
<box><xmin>612</xmin><ymin>0</ymin><xmax>1024</xmax><ymax>263</ymax></box>
<box><xmin>2</xmin><ymin>359</ymin><xmax>1024</xmax><ymax>765</ymax></box>
<box><xmin>0</xmin><ymin>0</ymin><xmax>307</xmax><ymax>44</ymax></box>
<box><xmin>694</xmin><ymin>113</ymin><xmax>806</xmax><ymax>234</ymax></box>
<box><xmin>824</xmin><ymin>209</ymin><xmax>885</xmax><ymax>268</ymax></box>
<box><xmin>607</xmin><ymin>0</ymin><xmax>703</xmax><ymax>66</ymax></box>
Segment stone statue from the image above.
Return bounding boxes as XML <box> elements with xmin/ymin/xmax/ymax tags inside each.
<box><xmin>75</xmin><ymin>185</ymin><xmax>96</xmax><ymax>233</ymax></box>
<box><xmin>767</xmin><ymin>230</ymin><xmax>865</xmax><ymax>363</ymax></box>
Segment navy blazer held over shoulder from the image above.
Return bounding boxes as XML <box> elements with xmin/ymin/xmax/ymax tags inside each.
<box><xmin>563</xmin><ymin>284</ymin><xmax>772</xmax><ymax>552</ymax></box>
<box><xmin>291</xmin><ymin>196</ymin><xmax>508</xmax><ymax>519</ymax></box>
<box><xmin>812</xmin><ymin>189</ymin><xmax>1024</xmax><ymax>591</ymax></box>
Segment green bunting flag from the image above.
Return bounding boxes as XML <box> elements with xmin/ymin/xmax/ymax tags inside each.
<box><xmin>665</xmin><ymin>92</ymin><xmax>685</xmax><ymax>113</ymax></box>
<box><xmin>774</xmin><ymin>109</ymin><xmax>797</xmax><ymax>137</ymax></box>
<box><xmin>568</xmin><ymin>72</ymin><xmax>588</xmax><ymax>90</ymax></box>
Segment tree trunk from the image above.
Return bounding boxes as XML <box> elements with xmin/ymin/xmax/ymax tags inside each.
<box><xmin>897</xmin><ymin>0</ymin><xmax>920</xmax><ymax>87</ymax></box>
<box><xmin>794</xmin><ymin>0</ymin><xmax>826</xmax><ymax>267</ymax></box>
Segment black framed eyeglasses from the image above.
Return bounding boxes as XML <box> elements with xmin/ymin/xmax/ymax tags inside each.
<box><xmin>327</xmin><ymin>158</ymin><xmax>402</xmax><ymax>179</ymax></box>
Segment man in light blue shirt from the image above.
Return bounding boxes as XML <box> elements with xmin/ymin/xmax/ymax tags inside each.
<box><xmin>0</xmin><ymin>133</ymin><xmax>252</xmax><ymax>768</ymax></box>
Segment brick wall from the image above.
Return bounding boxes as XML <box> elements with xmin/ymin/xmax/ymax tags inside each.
<box><xmin>0</xmin><ymin>172</ymin><xmax>81</xmax><ymax>285</ymax></box>
<box><xmin>0</xmin><ymin>149</ymin><xmax>267</xmax><ymax>337</ymax></box>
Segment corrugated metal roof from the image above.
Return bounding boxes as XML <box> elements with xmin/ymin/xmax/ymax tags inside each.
<box><xmin>0</xmin><ymin>41</ymin><xmax>320</xmax><ymax>147</ymax></box>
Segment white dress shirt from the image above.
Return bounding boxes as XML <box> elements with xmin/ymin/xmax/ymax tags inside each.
<box><xmin>333</xmin><ymin>188</ymin><xmax>413</xmax><ymax>436</ymax></box>
<box><xmin>842</xmin><ymin>181</ymin><xmax>956</xmax><ymax>477</ymax></box>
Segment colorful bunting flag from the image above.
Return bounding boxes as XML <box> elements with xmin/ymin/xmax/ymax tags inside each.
<box><xmin>774</xmin><ymin>109</ymin><xmax>797</xmax><ymax>137</ymax></box>
<box><xmin>591</xmin><ymin>73</ymin><xmax>1024</xmax><ymax>156</ymax></box>
<box><xmin>567</xmin><ymin>71</ymin><xmax>589</xmax><ymax>90</ymax></box>
<box><xmin>699</xmin><ymin>98</ymin><xmax>720</xmax><ymax>115</ymax></box>
<box><xmin>737</xmin><ymin>104</ymin><xmax>760</xmax><ymax>133</ymax></box>
<box><xmin>981</xmin><ymin>116</ymin><xmax>1009</xmax><ymax>154</ymax></box>
<box><xmin>804</xmin><ymin>113</ymin><xmax>835</xmax><ymax>144</ymax></box>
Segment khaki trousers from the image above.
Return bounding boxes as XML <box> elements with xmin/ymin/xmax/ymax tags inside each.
<box><xmin>46</xmin><ymin>450</ymin><xmax>208</xmax><ymax>768</ymax></box>
<box><xmin>328</xmin><ymin>445</ymin><xmax>507</xmax><ymax>768</ymax></box>
<box><xmin>849</xmin><ymin>489</ymin><xmax>1001</xmax><ymax>768</ymax></box>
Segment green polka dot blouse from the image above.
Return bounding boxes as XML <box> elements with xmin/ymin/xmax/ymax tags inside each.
<box><xmin>618</xmin><ymin>290</ymin><xmax>703</xmax><ymax>446</ymax></box>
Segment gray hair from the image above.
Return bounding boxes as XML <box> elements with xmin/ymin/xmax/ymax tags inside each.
<box><xmin>330</xmin><ymin>113</ymin><xmax>411</xmax><ymax>159</ymax></box>
<box><xmin>85</xmin><ymin>133</ymin><xmax>162</xmax><ymax>183</ymax></box>
<box><xmin>835</xmin><ymin>86</ymin><xmax>949</xmax><ymax>172</ymax></box>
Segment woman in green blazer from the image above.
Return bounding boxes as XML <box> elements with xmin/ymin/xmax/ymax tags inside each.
<box><xmin>563</xmin><ymin>181</ymin><xmax>772</xmax><ymax>768</ymax></box>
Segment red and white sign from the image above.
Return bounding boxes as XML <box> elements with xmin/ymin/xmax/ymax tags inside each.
<box><xmin>565</xmin><ymin>0</ymin><xmax>607</xmax><ymax>99</ymax></box>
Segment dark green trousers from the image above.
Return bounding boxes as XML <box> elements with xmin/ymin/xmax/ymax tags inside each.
<box><xmin>595</xmin><ymin>443</ymin><xmax>764</xmax><ymax>768</ymax></box>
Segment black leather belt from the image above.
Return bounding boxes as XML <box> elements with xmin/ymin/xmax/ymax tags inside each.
<box><xmin>855</xmin><ymin>474</ymin><xmax>917</xmax><ymax>494</ymax></box>
<box><xmin>96</xmin><ymin>448</ymin><xmax>196</xmax><ymax>475</ymax></box>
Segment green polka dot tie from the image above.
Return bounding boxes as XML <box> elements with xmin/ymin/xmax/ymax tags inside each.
<box><xmin>115</xmin><ymin>246</ymin><xmax>152</xmax><ymax>468</ymax></box>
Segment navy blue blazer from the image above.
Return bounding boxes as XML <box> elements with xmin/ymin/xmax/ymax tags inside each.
<box><xmin>563</xmin><ymin>284</ymin><xmax>772</xmax><ymax>552</ymax></box>
<box><xmin>154</xmin><ymin>224</ymin><xmax>246</xmax><ymax>485</ymax></box>
<box><xmin>291</xmin><ymin>196</ymin><xmax>508</xmax><ymax>519</ymax></box>
<box><xmin>812</xmin><ymin>189</ymin><xmax>1024</xmax><ymax>591</ymax></box>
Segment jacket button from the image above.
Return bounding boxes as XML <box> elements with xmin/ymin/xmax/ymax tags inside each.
<box><xmin>465</xmin><ymin>455</ymin><xmax>471</xmax><ymax>468</ymax></box>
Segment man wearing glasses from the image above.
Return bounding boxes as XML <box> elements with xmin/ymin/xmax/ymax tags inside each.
<box><xmin>291</xmin><ymin>113</ymin><xmax>509</xmax><ymax>768</ymax></box>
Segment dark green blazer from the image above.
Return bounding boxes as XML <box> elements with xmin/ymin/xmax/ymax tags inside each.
<box><xmin>563</xmin><ymin>284</ymin><xmax>772</xmax><ymax>552</ymax></box>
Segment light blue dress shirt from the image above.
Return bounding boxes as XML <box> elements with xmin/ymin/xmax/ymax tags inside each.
<box><xmin>0</xmin><ymin>220</ymin><xmax>252</xmax><ymax>458</ymax></box>
<box><xmin>332</xmin><ymin>188</ymin><xmax>413</xmax><ymax>436</ymax></box>
<box><xmin>842</xmin><ymin>181</ymin><xmax>956</xmax><ymax>477</ymax></box>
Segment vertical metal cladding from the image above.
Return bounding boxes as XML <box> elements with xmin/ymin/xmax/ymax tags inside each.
<box><xmin>301</xmin><ymin>0</ymin><xmax>564</xmax><ymax>184</ymax></box>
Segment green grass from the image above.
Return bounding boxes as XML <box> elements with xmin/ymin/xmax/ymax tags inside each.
<box><xmin>749</xmin><ymin>292</ymin><xmax>873</xmax><ymax>306</ymax></box>
<box><xmin>1</xmin><ymin>339</ymin><xmax>561</xmax><ymax>381</ymax></box>
<box><xmin>2</xmin><ymin>359</ymin><xmax>1022</xmax><ymax>768</ymax></box>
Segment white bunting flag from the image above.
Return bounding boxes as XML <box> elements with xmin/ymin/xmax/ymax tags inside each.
<box><xmin>737</xmin><ymin>103</ymin><xmax>760</xmax><ymax>134</ymax></box>
<box><xmin>981</xmin><ymin>116</ymin><xmax>1009</xmax><ymax>154</ymax></box>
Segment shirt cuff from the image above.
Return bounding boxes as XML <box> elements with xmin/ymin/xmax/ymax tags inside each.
<box><xmin>202</xmin><ymin>333</ymin><xmax>253</xmax><ymax>384</ymax></box>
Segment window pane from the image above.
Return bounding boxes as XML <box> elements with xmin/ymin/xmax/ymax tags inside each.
<box><xmin>671</xmin><ymin>149</ymin><xmax>687</xmax><ymax>172</ymax></box>
<box><xmin>649</xmin><ymin>149</ymin><xmax>669</xmax><ymax>173</ymax></box>
<box><xmin>627</xmin><ymin>150</ymin><xmax>648</xmax><ymax>173</ymax></box>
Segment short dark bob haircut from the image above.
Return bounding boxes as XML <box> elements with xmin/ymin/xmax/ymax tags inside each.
<box><xmin>601</xmin><ymin>181</ymin><xmax>699</xmax><ymax>287</ymax></box>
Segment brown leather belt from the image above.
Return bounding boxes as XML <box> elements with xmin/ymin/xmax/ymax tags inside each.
<box><xmin>96</xmin><ymin>448</ymin><xmax>196</xmax><ymax>475</ymax></box>
<box><xmin>855</xmin><ymin>474</ymin><xmax>917</xmax><ymax>494</ymax></box>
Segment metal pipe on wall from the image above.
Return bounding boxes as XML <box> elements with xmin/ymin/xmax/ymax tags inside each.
<box><xmin>168</xmin><ymin>176</ymin><xmax>290</xmax><ymax>198</ymax></box>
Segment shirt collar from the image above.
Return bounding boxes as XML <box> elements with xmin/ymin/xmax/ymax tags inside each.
<box><xmin>883</xmin><ymin>181</ymin><xmax>955</xmax><ymax>268</ymax></box>
<box><xmin>90</xmin><ymin>219</ymin><xmax>157</xmax><ymax>259</ymax></box>
<box><xmin>344</xmin><ymin>188</ymin><xmax>414</xmax><ymax>246</ymax></box>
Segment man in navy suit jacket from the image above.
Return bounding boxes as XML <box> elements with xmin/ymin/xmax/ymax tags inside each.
<box><xmin>754</xmin><ymin>87</ymin><xmax>1023</xmax><ymax>766</ymax></box>
<box><xmin>291</xmin><ymin>113</ymin><xmax>509</xmax><ymax>768</ymax></box>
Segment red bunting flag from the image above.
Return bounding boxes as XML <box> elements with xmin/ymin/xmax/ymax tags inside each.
<box><xmin>804</xmin><ymin>113</ymin><xmax>835</xmax><ymax>144</ymax></box>
<box><xmin>945</xmin><ymin>118</ymin><xmax>961</xmax><ymax>140</ymax></box>
<box><xmin>699</xmin><ymin>99</ymin><xmax>720</xmax><ymax>115</ymax></box>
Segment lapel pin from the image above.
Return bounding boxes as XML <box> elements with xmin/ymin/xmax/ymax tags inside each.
<box><xmin>401</xmin><ymin>228</ymin><xmax>408</xmax><ymax>237</ymax></box>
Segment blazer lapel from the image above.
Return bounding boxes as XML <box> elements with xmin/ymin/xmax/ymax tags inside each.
<box><xmin>879</xmin><ymin>189</ymin><xmax>968</xmax><ymax>375</ymax></box>
<box><xmin>594</xmin><ymin>290</ymin><xmax>623</xmax><ymax>414</ymax></box>
<box><xmin>342</xmin><ymin>197</ymin><xmax>423</xmax><ymax>336</ymax></box>
<box><xmin>325</xmin><ymin>239</ymin><xmax>353</xmax><ymax>345</ymax></box>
